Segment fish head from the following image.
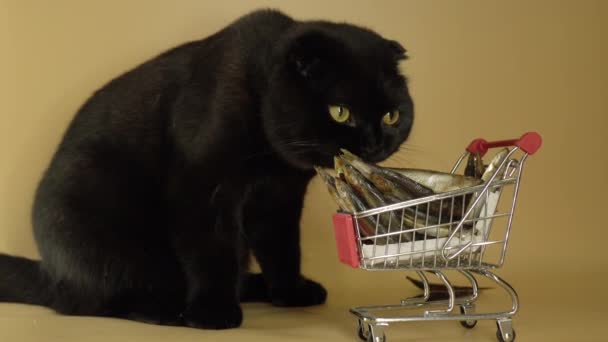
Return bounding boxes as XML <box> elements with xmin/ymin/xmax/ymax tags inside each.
<box><xmin>481</xmin><ymin>148</ymin><xmax>510</xmax><ymax>182</ymax></box>
<box><xmin>343</xmin><ymin>164</ymin><xmax>366</xmax><ymax>187</ymax></box>
<box><xmin>334</xmin><ymin>178</ymin><xmax>352</xmax><ymax>195</ymax></box>
<box><xmin>334</xmin><ymin>156</ymin><xmax>346</xmax><ymax>175</ymax></box>
<box><xmin>313</xmin><ymin>166</ymin><xmax>335</xmax><ymax>185</ymax></box>
<box><xmin>368</xmin><ymin>172</ymin><xmax>392</xmax><ymax>193</ymax></box>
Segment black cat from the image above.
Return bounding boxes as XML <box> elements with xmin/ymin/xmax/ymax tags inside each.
<box><xmin>0</xmin><ymin>9</ymin><xmax>413</xmax><ymax>329</ymax></box>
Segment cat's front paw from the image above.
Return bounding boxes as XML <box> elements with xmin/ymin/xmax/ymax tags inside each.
<box><xmin>182</xmin><ymin>301</ymin><xmax>243</xmax><ymax>330</ymax></box>
<box><xmin>271</xmin><ymin>278</ymin><xmax>327</xmax><ymax>307</ymax></box>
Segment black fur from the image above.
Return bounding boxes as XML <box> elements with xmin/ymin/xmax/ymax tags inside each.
<box><xmin>0</xmin><ymin>9</ymin><xmax>414</xmax><ymax>329</ymax></box>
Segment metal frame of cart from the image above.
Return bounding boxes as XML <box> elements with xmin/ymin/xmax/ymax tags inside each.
<box><xmin>331</xmin><ymin>132</ymin><xmax>542</xmax><ymax>342</ymax></box>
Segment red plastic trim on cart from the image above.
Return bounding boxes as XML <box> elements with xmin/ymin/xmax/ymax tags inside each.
<box><xmin>332</xmin><ymin>213</ymin><xmax>360</xmax><ymax>268</ymax></box>
<box><xmin>466</xmin><ymin>131</ymin><xmax>542</xmax><ymax>157</ymax></box>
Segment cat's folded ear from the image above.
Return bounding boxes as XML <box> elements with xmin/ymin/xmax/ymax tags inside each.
<box><xmin>285</xmin><ymin>30</ymin><xmax>345</xmax><ymax>88</ymax></box>
<box><xmin>386</xmin><ymin>39</ymin><xmax>408</xmax><ymax>61</ymax></box>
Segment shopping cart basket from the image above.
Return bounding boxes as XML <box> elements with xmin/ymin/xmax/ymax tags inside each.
<box><xmin>331</xmin><ymin>132</ymin><xmax>542</xmax><ymax>342</ymax></box>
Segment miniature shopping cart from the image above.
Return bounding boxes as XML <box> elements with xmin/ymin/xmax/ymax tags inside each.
<box><xmin>331</xmin><ymin>132</ymin><xmax>542</xmax><ymax>342</ymax></box>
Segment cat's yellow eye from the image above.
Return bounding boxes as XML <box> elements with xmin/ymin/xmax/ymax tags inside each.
<box><xmin>383</xmin><ymin>110</ymin><xmax>400</xmax><ymax>125</ymax></box>
<box><xmin>329</xmin><ymin>105</ymin><xmax>351</xmax><ymax>123</ymax></box>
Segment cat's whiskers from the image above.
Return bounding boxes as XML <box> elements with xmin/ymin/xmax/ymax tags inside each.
<box><xmin>386</xmin><ymin>154</ymin><xmax>410</xmax><ymax>166</ymax></box>
<box><xmin>274</xmin><ymin>139</ymin><xmax>322</xmax><ymax>148</ymax></box>
<box><xmin>398</xmin><ymin>143</ymin><xmax>424</xmax><ymax>153</ymax></box>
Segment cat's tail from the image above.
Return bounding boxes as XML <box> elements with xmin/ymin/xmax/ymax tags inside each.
<box><xmin>0</xmin><ymin>253</ymin><xmax>52</xmax><ymax>306</ymax></box>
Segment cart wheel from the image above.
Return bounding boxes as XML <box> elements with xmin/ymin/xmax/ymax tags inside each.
<box><xmin>460</xmin><ymin>319</ymin><xmax>478</xmax><ymax>329</ymax></box>
<box><xmin>496</xmin><ymin>321</ymin><xmax>516</xmax><ymax>342</ymax></box>
<box><xmin>459</xmin><ymin>305</ymin><xmax>477</xmax><ymax>329</ymax></box>
<box><xmin>357</xmin><ymin>320</ymin><xmax>369</xmax><ymax>341</ymax></box>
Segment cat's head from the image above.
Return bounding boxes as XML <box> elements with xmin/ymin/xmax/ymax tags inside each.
<box><xmin>263</xmin><ymin>22</ymin><xmax>414</xmax><ymax>170</ymax></box>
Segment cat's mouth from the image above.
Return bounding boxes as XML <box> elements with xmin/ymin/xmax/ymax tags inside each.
<box><xmin>358</xmin><ymin>149</ymin><xmax>392</xmax><ymax>164</ymax></box>
<box><xmin>292</xmin><ymin>148</ymin><xmax>392</xmax><ymax>170</ymax></box>
<box><xmin>349</xmin><ymin>144</ymin><xmax>401</xmax><ymax>165</ymax></box>
<box><xmin>272</xmin><ymin>140</ymin><xmax>400</xmax><ymax>171</ymax></box>
<box><xmin>360</xmin><ymin>154</ymin><xmax>389</xmax><ymax>164</ymax></box>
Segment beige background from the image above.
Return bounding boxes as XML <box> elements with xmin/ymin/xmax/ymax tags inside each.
<box><xmin>1</xmin><ymin>0</ymin><xmax>607</xmax><ymax>341</ymax></box>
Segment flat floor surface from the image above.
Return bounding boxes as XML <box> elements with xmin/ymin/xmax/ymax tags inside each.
<box><xmin>0</xmin><ymin>267</ymin><xmax>603</xmax><ymax>341</ymax></box>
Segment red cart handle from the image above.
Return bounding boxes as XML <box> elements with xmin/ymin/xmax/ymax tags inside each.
<box><xmin>466</xmin><ymin>132</ymin><xmax>542</xmax><ymax>157</ymax></box>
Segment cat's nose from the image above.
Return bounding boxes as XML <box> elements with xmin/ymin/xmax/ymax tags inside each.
<box><xmin>360</xmin><ymin>126</ymin><xmax>384</xmax><ymax>159</ymax></box>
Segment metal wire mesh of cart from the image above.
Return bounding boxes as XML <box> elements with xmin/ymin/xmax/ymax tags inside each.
<box><xmin>352</xmin><ymin>152</ymin><xmax>522</xmax><ymax>271</ymax></box>
<box><xmin>331</xmin><ymin>132</ymin><xmax>543</xmax><ymax>272</ymax></box>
